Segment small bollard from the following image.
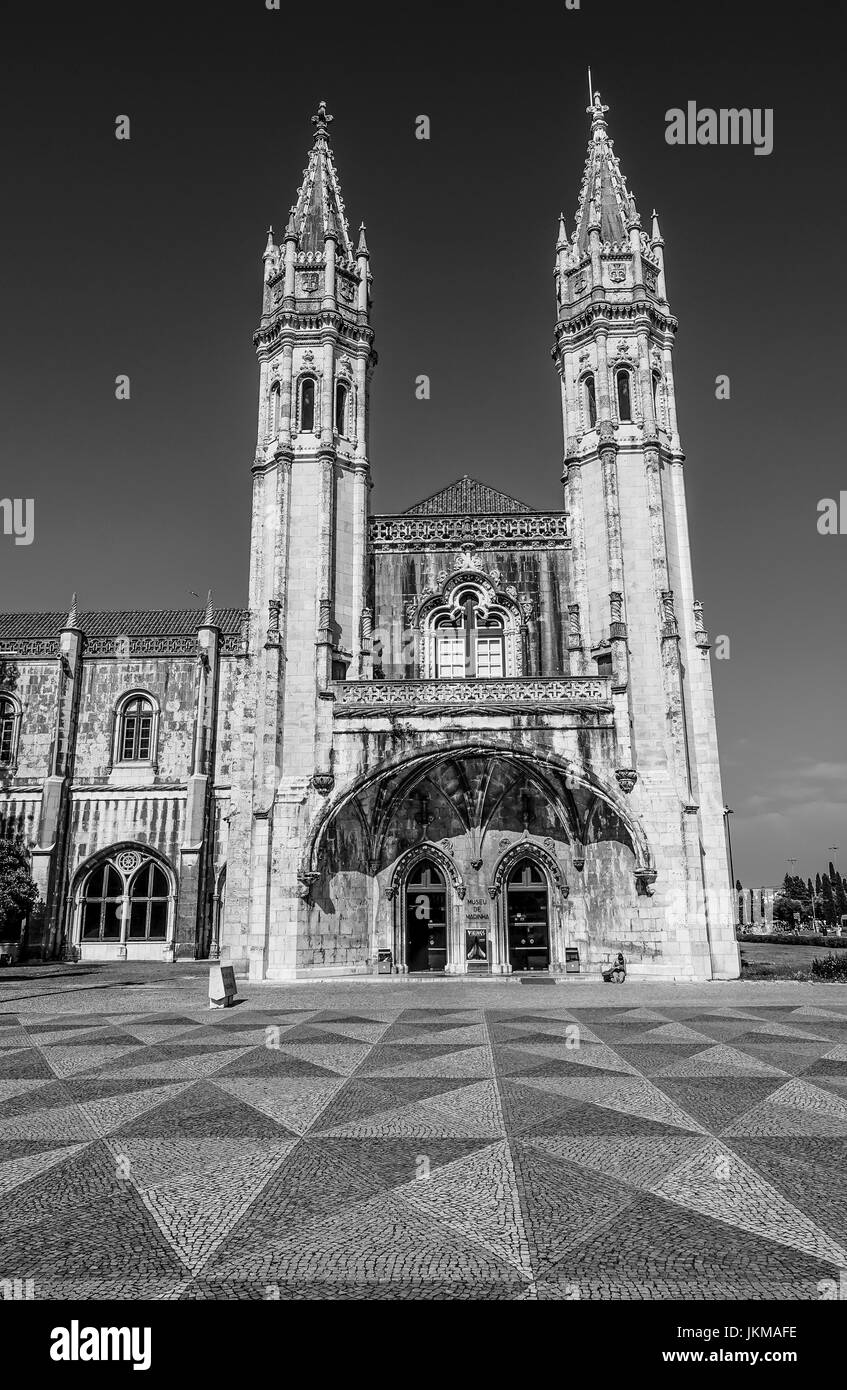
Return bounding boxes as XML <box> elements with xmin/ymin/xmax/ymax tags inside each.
<box><xmin>209</xmin><ymin>963</ymin><xmax>238</xmax><ymax>1009</ymax></box>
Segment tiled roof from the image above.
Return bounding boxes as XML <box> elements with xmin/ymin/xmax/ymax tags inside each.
<box><xmin>403</xmin><ymin>475</ymin><xmax>534</xmax><ymax>517</ymax></box>
<box><xmin>0</xmin><ymin>608</ymin><xmax>247</xmax><ymax>642</ymax></box>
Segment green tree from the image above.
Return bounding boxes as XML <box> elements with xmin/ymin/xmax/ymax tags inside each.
<box><xmin>0</xmin><ymin>840</ymin><xmax>39</xmax><ymax>935</ymax></box>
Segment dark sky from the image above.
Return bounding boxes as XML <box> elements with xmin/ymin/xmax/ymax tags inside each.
<box><xmin>1</xmin><ymin>0</ymin><xmax>844</xmax><ymax>887</ymax></box>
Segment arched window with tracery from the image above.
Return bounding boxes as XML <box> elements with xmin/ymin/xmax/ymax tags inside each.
<box><xmin>81</xmin><ymin>863</ymin><xmax>124</xmax><ymax>941</ymax></box>
<box><xmin>75</xmin><ymin>848</ymin><xmax>175</xmax><ymax>954</ymax></box>
<box><xmin>432</xmin><ymin>589</ymin><xmax>508</xmax><ymax>679</ymax></box>
<box><xmin>128</xmin><ymin>861</ymin><xmax>171</xmax><ymax>941</ymax></box>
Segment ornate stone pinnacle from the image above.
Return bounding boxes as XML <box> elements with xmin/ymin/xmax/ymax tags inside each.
<box><xmin>311</xmin><ymin>100</ymin><xmax>333</xmax><ymax>138</ymax></box>
<box><xmin>204</xmin><ymin>589</ymin><xmax>214</xmax><ymax>626</ymax></box>
<box><xmin>66</xmin><ymin>592</ymin><xmax>78</xmax><ymax>628</ymax></box>
<box><xmin>587</xmin><ymin>91</ymin><xmax>609</xmax><ymax>131</ymax></box>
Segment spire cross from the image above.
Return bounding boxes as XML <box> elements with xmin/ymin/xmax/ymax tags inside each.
<box><xmin>311</xmin><ymin>100</ymin><xmax>333</xmax><ymax>138</ymax></box>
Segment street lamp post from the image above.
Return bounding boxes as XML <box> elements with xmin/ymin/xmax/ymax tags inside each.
<box><xmin>723</xmin><ymin>807</ymin><xmax>736</xmax><ymax>923</ymax></box>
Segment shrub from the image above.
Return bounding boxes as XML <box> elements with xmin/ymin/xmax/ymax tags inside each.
<box><xmin>737</xmin><ymin>932</ymin><xmax>847</xmax><ymax>948</ymax></box>
<box><xmin>811</xmin><ymin>954</ymin><xmax>847</xmax><ymax>982</ymax></box>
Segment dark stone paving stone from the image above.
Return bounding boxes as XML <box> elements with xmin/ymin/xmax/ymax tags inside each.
<box><xmin>805</xmin><ymin>1057</ymin><xmax>847</xmax><ymax>1077</ymax></box>
<box><xmin>725</xmin><ymin>1137</ymin><xmax>847</xmax><ymax>1248</ymax></box>
<box><xmin>0</xmin><ymin>1141</ymin><xmax>126</xmax><ymax>1226</ymax></box>
<box><xmin>184</xmin><ymin>1278</ymin><xmax>529</xmax><ymax>1300</ymax></box>
<box><xmin>213</xmin><ymin>1047</ymin><xmax>340</xmax><ymax>1079</ymax></box>
<box><xmin>311</xmin><ymin>1076</ymin><xmax>479</xmax><ymax>1131</ymax></box>
<box><xmin>652</xmin><ymin>1078</ymin><xmax>787</xmax><ymax>1133</ymax></box>
<box><xmin>0</xmin><ymin>1080</ymin><xmax>74</xmax><ymax>1117</ymax></box>
<box><xmin>0</xmin><ymin>1050</ymin><xmax>56</xmax><ymax>1080</ymax></box>
<box><xmin>559</xmin><ymin>1188</ymin><xmax>842</xmax><ymax>1282</ymax></box>
<box><xmin>359</xmin><ymin>1042</ymin><xmax>478</xmax><ymax>1072</ymax></box>
<box><xmin>522</xmin><ymin>1102</ymin><xmax>696</xmax><ymax>1141</ymax></box>
<box><xmin>0</xmin><ymin>1192</ymin><xmax>185</xmax><ymax>1279</ymax></box>
<box><xmin>610</xmin><ymin>1044</ymin><xmax>714</xmax><ymax>1073</ymax></box>
<box><xmin>113</xmin><ymin>1080</ymin><xmax>297</xmax><ymax>1139</ymax></box>
<box><xmin>498</xmin><ymin>1080</ymin><xmax>588</xmax><ymax>1135</ymax></box>
<box><xmin>494</xmin><ymin>1047</ymin><xmax>631</xmax><ymax>1080</ymax></box>
<box><xmin>512</xmin><ymin>1142</ymin><xmax>638</xmax><ymax>1274</ymax></box>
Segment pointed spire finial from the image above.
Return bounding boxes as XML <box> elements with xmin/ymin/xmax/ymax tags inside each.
<box><xmin>263</xmin><ymin>226</ymin><xmax>274</xmax><ymax>256</ymax></box>
<box><xmin>587</xmin><ymin>89</ymin><xmax>610</xmax><ymax>135</ymax></box>
<box><xmin>66</xmin><ymin>592</ymin><xmax>78</xmax><ymax>628</ymax></box>
<box><xmin>204</xmin><ymin>589</ymin><xmax>214</xmax><ymax>626</ymax></box>
<box><xmin>356</xmin><ymin>222</ymin><xmax>369</xmax><ymax>256</ymax></box>
<box><xmin>311</xmin><ymin>100</ymin><xmax>333</xmax><ymax>139</ymax></box>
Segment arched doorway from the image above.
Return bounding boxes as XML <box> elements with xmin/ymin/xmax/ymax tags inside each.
<box><xmin>405</xmin><ymin>859</ymin><xmax>448</xmax><ymax>972</ymax></box>
<box><xmin>506</xmin><ymin>858</ymin><xmax>550</xmax><ymax>971</ymax></box>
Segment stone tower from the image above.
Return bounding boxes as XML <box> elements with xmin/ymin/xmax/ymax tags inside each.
<box><xmin>553</xmin><ymin>92</ymin><xmax>737</xmax><ymax>976</ymax></box>
<box><xmin>224</xmin><ymin>102</ymin><xmax>376</xmax><ymax>980</ymax></box>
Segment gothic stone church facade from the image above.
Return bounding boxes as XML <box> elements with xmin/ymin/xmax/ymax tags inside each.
<box><xmin>0</xmin><ymin>97</ymin><xmax>739</xmax><ymax>981</ymax></box>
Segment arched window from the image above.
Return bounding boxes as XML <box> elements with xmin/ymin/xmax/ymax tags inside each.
<box><xmin>299</xmin><ymin>376</ymin><xmax>316</xmax><ymax>433</ymax></box>
<box><xmin>0</xmin><ymin>696</ymin><xmax>19</xmax><ymax>765</ymax></box>
<box><xmin>118</xmin><ymin>695</ymin><xmax>155</xmax><ymax>762</ymax></box>
<box><xmin>81</xmin><ymin>863</ymin><xmax>124</xmax><ymax>941</ymax></box>
<box><xmin>269</xmin><ymin>381</ymin><xmax>281</xmax><ymax>436</ymax></box>
<box><xmin>434</xmin><ymin>592</ymin><xmax>506</xmax><ymax>679</ymax></box>
<box><xmin>76</xmin><ymin>849</ymin><xmax>175</xmax><ymax>954</ymax></box>
<box><xmin>583</xmin><ymin>373</ymin><xmax>597</xmax><ymax>428</ymax></box>
<box><xmin>616</xmin><ymin>368</ymin><xmax>633</xmax><ymax>422</ymax></box>
<box><xmin>335</xmin><ymin>381</ymin><xmax>348</xmax><ymax>436</ymax></box>
<box><xmin>128</xmin><ymin>861</ymin><xmax>170</xmax><ymax>940</ymax></box>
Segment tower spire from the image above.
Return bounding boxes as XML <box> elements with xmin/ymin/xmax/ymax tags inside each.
<box><xmin>289</xmin><ymin>100</ymin><xmax>353</xmax><ymax>258</ymax></box>
<box><xmin>573</xmin><ymin>90</ymin><xmax>635</xmax><ymax>253</ymax></box>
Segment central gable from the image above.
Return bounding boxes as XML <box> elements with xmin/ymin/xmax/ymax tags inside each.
<box><xmin>403</xmin><ymin>475</ymin><xmax>534</xmax><ymax>517</ymax></box>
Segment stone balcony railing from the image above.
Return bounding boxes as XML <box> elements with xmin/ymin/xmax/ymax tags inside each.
<box><xmin>332</xmin><ymin>675</ymin><xmax>612</xmax><ymax>716</ymax></box>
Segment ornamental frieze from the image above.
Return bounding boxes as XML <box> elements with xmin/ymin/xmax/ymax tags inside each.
<box><xmin>369</xmin><ymin>513</ymin><xmax>570</xmax><ymax>551</ymax></box>
<box><xmin>332</xmin><ymin>675</ymin><xmax>611</xmax><ymax>711</ymax></box>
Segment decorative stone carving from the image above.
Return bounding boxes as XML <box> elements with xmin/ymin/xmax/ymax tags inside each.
<box><xmin>567</xmin><ymin>603</ymin><xmax>582</xmax><ymax>650</ymax></box>
<box><xmin>693</xmin><ymin>599</ymin><xmax>710</xmax><ymax>650</ymax></box>
<box><xmin>332</xmin><ymin>675</ymin><xmax>611</xmax><ymax>711</ymax></box>
<box><xmin>573</xmin><ymin>855</ymin><xmax>585</xmax><ymax>872</ymax></box>
<box><xmin>660</xmin><ymin>589</ymin><xmax>679</xmax><ymax>638</ymax></box>
<box><xmin>311</xmin><ymin>771</ymin><xmax>335</xmax><ymax>795</ymax></box>
<box><xmin>615</xmin><ymin>768</ymin><xmax>638</xmax><ymax>794</ymax></box>
<box><xmin>635</xmin><ymin>867</ymin><xmax>657</xmax><ymax>897</ymax></box>
<box><xmin>369</xmin><ymin>514</ymin><xmax>570</xmax><ymax>552</ymax></box>
<box><xmin>115</xmin><ymin>849</ymin><xmax>143</xmax><ymax>874</ymax></box>
<box><xmin>295</xmin><ymin>871</ymin><xmax>320</xmax><ymax>901</ymax></box>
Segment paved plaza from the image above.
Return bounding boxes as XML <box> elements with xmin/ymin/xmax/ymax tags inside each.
<box><xmin>1</xmin><ymin>967</ymin><xmax>847</xmax><ymax>1300</ymax></box>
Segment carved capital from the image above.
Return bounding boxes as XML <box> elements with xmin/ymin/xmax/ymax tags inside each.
<box><xmin>635</xmin><ymin>867</ymin><xmax>657</xmax><ymax>897</ymax></box>
<box><xmin>311</xmin><ymin>771</ymin><xmax>335</xmax><ymax>796</ymax></box>
<box><xmin>615</xmin><ymin>768</ymin><xmax>638</xmax><ymax>794</ymax></box>
<box><xmin>295</xmin><ymin>871</ymin><xmax>320</xmax><ymax>901</ymax></box>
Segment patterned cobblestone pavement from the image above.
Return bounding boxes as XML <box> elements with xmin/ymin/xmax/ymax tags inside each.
<box><xmin>2</xmin><ymin>969</ymin><xmax>847</xmax><ymax>1299</ymax></box>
